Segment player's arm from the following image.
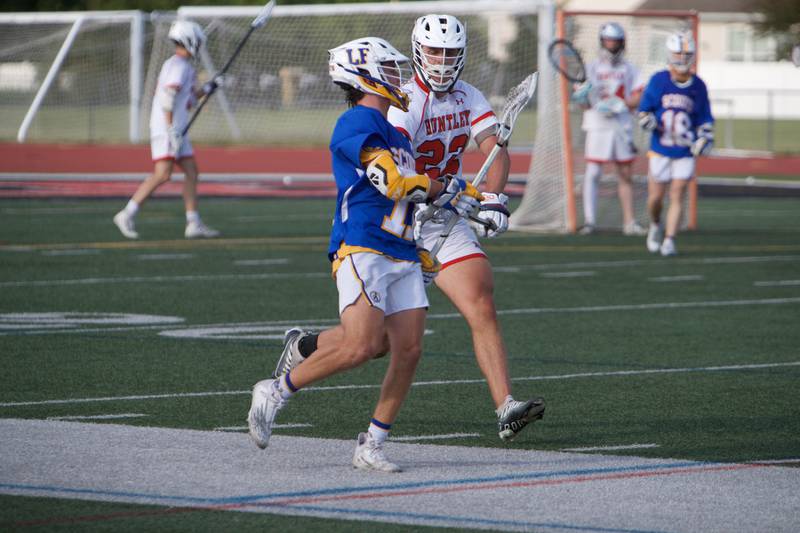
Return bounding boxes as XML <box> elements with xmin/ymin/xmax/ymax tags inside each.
<box><xmin>159</xmin><ymin>84</ymin><xmax>182</xmax><ymax>150</ymax></box>
<box><xmin>472</xmin><ymin>127</ymin><xmax>511</xmax><ymax>238</ymax></box>
<box><xmin>637</xmin><ymin>79</ymin><xmax>658</xmax><ymax>131</ymax></box>
<box><xmin>475</xmin><ymin>128</ymin><xmax>510</xmax><ymax>194</ymax></box>
<box><xmin>360</xmin><ymin>147</ymin><xmax>442</xmax><ymax>202</ymax></box>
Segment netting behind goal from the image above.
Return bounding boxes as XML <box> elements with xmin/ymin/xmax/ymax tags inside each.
<box><xmin>0</xmin><ymin>12</ymin><xmax>144</xmax><ymax>144</ymax></box>
<box><xmin>511</xmin><ymin>10</ymin><xmax>698</xmax><ymax>233</ymax></box>
<box><xmin>146</xmin><ymin>1</ymin><xmax>548</xmax><ymax>147</ymax></box>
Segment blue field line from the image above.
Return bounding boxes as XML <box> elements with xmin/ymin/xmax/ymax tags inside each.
<box><xmin>272</xmin><ymin>503</ymin><xmax>670</xmax><ymax>533</ymax></box>
<box><xmin>0</xmin><ymin>461</ymin><xmax>705</xmax><ymax>509</ymax></box>
<box><xmin>222</xmin><ymin>461</ymin><xmax>706</xmax><ymax>504</ymax></box>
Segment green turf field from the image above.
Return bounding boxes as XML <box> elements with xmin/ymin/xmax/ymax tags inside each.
<box><xmin>1</xmin><ymin>196</ymin><xmax>799</xmax><ymax>530</ymax></box>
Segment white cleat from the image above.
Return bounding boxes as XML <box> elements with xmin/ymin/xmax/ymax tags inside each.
<box><xmin>623</xmin><ymin>222</ymin><xmax>647</xmax><ymax>236</ymax></box>
<box><xmin>646</xmin><ymin>224</ymin><xmax>663</xmax><ymax>253</ymax></box>
<box><xmin>273</xmin><ymin>327</ymin><xmax>307</xmax><ymax>378</ymax></box>
<box><xmin>185</xmin><ymin>220</ymin><xmax>220</xmax><ymax>239</ymax></box>
<box><xmin>578</xmin><ymin>224</ymin><xmax>595</xmax><ymax>235</ymax></box>
<box><xmin>247</xmin><ymin>379</ymin><xmax>286</xmax><ymax>449</ymax></box>
<box><xmin>660</xmin><ymin>237</ymin><xmax>677</xmax><ymax>257</ymax></box>
<box><xmin>113</xmin><ymin>210</ymin><xmax>138</xmax><ymax>239</ymax></box>
<box><xmin>352</xmin><ymin>432</ymin><xmax>402</xmax><ymax>473</ymax></box>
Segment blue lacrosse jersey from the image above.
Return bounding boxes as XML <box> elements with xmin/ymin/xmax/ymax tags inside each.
<box><xmin>638</xmin><ymin>70</ymin><xmax>713</xmax><ymax>159</ymax></box>
<box><xmin>328</xmin><ymin>105</ymin><xmax>420</xmax><ymax>263</ymax></box>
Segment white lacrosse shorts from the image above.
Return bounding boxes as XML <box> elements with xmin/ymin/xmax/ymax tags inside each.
<box><xmin>336</xmin><ymin>252</ymin><xmax>428</xmax><ymax>316</ymax></box>
<box><xmin>584</xmin><ymin>128</ymin><xmax>636</xmax><ymax>164</ymax></box>
<box><xmin>150</xmin><ymin>133</ymin><xmax>193</xmax><ymax>162</ymax></box>
<box><xmin>648</xmin><ymin>153</ymin><xmax>695</xmax><ymax>183</ymax></box>
<box><xmin>417</xmin><ymin>215</ymin><xmax>486</xmax><ymax>270</ymax></box>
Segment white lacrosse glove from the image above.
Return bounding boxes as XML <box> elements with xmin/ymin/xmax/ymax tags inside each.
<box><xmin>167</xmin><ymin>125</ymin><xmax>183</xmax><ymax>154</ymax></box>
<box><xmin>571</xmin><ymin>81</ymin><xmax>592</xmax><ymax>105</ymax></box>
<box><xmin>691</xmin><ymin>122</ymin><xmax>714</xmax><ymax>157</ymax></box>
<box><xmin>596</xmin><ymin>96</ymin><xmax>626</xmax><ymax>117</ymax></box>
<box><xmin>638</xmin><ymin>111</ymin><xmax>658</xmax><ymax>131</ymax></box>
<box><xmin>417</xmin><ymin>247</ymin><xmax>441</xmax><ymax>286</ymax></box>
<box><xmin>471</xmin><ymin>192</ymin><xmax>510</xmax><ymax>238</ymax></box>
<box><xmin>433</xmin><ymin>174</ymin><xmax>483</xmax><ymax>219</ymax></box>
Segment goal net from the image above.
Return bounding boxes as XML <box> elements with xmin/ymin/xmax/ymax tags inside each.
<box><xmin>511</xmin><ymin>9</ymin><xmax>699</xmax><ymax>233</ymax></box>
<box><xmin>0</xmin><ymin>12</ymin><xmax>145</xmax><ymax>144</ymax></box>
<box><xmin>147</xmin><ymin>0</ymin><xmax>552</xmax><ymax>147</ymax></box>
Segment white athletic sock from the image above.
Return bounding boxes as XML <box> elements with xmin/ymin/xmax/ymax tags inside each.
<box><xmin>277</xmin><ymin>374</ymin><xmax>295</xmax><ymax>400</ymax></box>
<box><xmin>124</xmin><ymin>199</ymin><xmax>139</xmax><ymax>216</ymax></box>
<box><xmin>583</xmin><ymin>162</ymin><xmax>602</xmax><ymax>226</ymax></box>
<box><xmin>186</xmin><ymin>210</ymin><xmax>200</xmax><ymax>224</ymax></box>
<box><xmin>368</xmin><ymin>422</ymin><xmax>390</xmax><ymax>445</ymax></box>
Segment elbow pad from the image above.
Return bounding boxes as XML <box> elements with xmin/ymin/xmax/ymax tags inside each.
<box><xmin>361</xmin><ymin>148</ymin><xmax>429</xmax><ymax>203</ymax></box>
<box><xmin>159</xmin><ymin>86</ymin><xmax>178</xmax><ymax>113</ymax></box>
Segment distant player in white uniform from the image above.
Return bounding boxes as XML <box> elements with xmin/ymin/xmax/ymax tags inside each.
<box><xmin>576</xmin><ymin>22</ymin><xmax>646</xmax><ymax>235</ymax></box>
<box><xmin>113</xmin><ymin>20</ymin><xmax>219</xmax><ymax>240</ymax></box>
<box><xmin>272</xmin><ymin>15</ymin><xmax>545</xmax><ymax>442</ymax></box>
<box><xmin>639</xmin><ymin>32</ymin><xmax>713</xmax><ymax>257</ymax></box>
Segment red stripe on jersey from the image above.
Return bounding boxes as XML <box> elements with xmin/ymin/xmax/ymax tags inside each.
<box><xmin>441</xmin><ymin>252</ymin><xmax>487</xmax><ymax>270</ymax></box>
<box><xmin>414</xmin><ymin>75</ymin><xmax>430</xmax><ymax>94</ymax></box>
<box><xmin>471</xmin><ymin>111</ymin><xmax>495</xmax><ymax>126</ymax></box>
<box><xmin>395</xmin><ymin>126</ymin><xmax>411</xmax><ymax>140</ymax></box>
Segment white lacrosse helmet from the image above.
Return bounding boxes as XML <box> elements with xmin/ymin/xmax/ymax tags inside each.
<box><xmin>328</xmin><ymin>37</ymin><xmax>412</xmax><ymax>112</ymax></box>
<box><xmin>666</xmin><ymin>31</ymin><xmax>696</xmax><ymax>74</ymax></box>
<box><xmin>599</xmin><ymin>22</ymin><xmax>625</xmax><ymax>63</ymax></box>
<box><xmin>412</xmin><ymin>14</ymin><xmax>467</xmax><ymax>92</ymax></box>
<box><xmin>168</xmin><ymin>20</ymin><xmax>206</xmax><ymax>57</ymax></box>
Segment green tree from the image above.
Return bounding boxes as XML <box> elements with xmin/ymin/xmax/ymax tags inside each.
<box><xmin>750</xmin><ymin>0</ymin><xmax>800</xmax><ymax>59</ymax></box>
<box><xmin>1</xmin><ymin>0</ymin><xmax>416</xmax><ymax>12</ymax></box>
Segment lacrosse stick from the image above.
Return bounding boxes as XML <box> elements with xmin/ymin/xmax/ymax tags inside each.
<box><xmin>181</xmin><ymin>0</ymin><xmax>275</xmax><ymax>136</ymax></box>
<box><xmin>425</xmin><ymin>72</ymin><xmax>538</xmax><ymax>257</ymax></box>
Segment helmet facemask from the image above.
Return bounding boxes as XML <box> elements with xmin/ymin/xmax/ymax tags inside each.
<box><xmin>413</xmin><ymin>42</ymin><xmax>466</xmax><ymax>92</ymax></box>
<box><xmin>600</xmin><ymin>38</ymin><xmax>625</xmax><ymax>64</ymax></box>
<box><xmin>666</xmin><ymin>32</ymin><xmax>696</xmax><ymax>75</ymax></box>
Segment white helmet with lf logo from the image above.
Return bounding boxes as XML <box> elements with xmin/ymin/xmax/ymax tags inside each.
<box><xmin>328</xmin><ymin>37</ymin><xmax>412</xmax><ymax>112</ymax></box>
<box><xmin>599</xmin><ymin>22</ymin><xmax>625</xmax><ymax>64</ymax></box>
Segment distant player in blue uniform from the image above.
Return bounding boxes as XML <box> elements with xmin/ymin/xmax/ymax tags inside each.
<box><xmin>247</xmin><ymin>37</ymin><xmax>482</xmax><ymax>472</ymax></box>
<box><xmin>638</xmin><ymin>31</ymin><xmax>713</xmax><ymax>256</ymax></box>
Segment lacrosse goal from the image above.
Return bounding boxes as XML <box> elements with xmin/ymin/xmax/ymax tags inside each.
<box><xmin>511</xmin><ymin>9</ymin><xmax>699</xmax><ymax>233</ymax></box>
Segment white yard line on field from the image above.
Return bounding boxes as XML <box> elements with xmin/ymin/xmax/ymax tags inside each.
<box><xmin>648</xmin><ymin>275</ymin><xmax>705</xmax><ymax>282</ymax></box>
<box><xmin>560</xmin><ymin>444</ymin><xmax>660</xmax><ymax>452</ymax></box>
<box><xmin>540</xmin><ymin>271</ymin><xmax>596</xmax><ymax>278</ymax></box>
<box><xmin>390</xmin><ymin>433</ymin><xmax>481</xmax><ymax>442</ymax></box>
<box><xmin>754</xmin><ymin>280</ymin><xmax>800</xmax><ymax>287</ymax></box>
<box><xmin>46</xmin><ymin>413</ymin><xmax>147</xmax><ymax>421</ymax></box>
<box><xmin>3</xmin><ymin>296</ymin><xmax>800</xmax><ymax>337</ymax></box>
<box><xmin>1</xmin><ymin>360</ymin><xmax>798</xmax><ymax>408</ymax></box>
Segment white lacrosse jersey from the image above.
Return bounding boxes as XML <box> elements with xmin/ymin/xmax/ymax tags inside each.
<box><xmin>150</xmin><ymin>54</ymin><xmax>197</xmax><ymax>136</ymax></box>
<box><xmin>388</xmin><ymin>76</ymin><xmax>498</xmax><ymax>180</ymax></box>
<box><xmin>582</xmin><ymin>58</ymin><xmax>644</xmax><ymax>131</ymax></box>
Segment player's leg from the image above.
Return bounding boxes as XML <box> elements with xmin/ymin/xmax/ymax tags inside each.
<box><xmin>434</xmin><ymin>256</ymin><xmax>510</xmax><ymax>406</ymax></box>
<box><xmin>581</xmin><ymin>129</ymin><xmax>611</xmax><ymax>234</ymax></box>
<box><xmin>353</xmin><ymin>258</ymin><xmax>428</xmax><ymax>472</ymax></box>
<box><xmin>272</xmin><ymin>321</ymin><xmax>390</xmax><ymax>378</ymax></box>
<box><xmin>660</xmin><ymin>157</ymin><xmax>695</xmax><ymax>257</ymax></box>
<box><xmin>113</xmin><ymin>158</ymin><xmax>174</xmax><ymax>239</ymax></box>
<box><xmin>177</xmin><ymin>154</ymin><xmax>219</xmax><ymax>238</ymax></box>
<box><xmin>646</xmin><ymin>155</ymin><xmax>670</xmax><ymax>253</ymax></box>
<box><xmin>616</xmin><ymin>161</ymin><xmax>644</xmax><ymax>235</ymax></box>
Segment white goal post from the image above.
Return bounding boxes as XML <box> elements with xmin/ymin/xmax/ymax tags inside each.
<box><xmin>511</xmin><ymin>9</ymin><xmax>700</xmax><ymax>233</ymax></box>
<box><xmin>0</xmin><ymin>11</ymin><xmax>145</xmax><ymax>144</ymax></box>
<box><xmin>158</xmin><ymin>0</ymin><xmax>554</xmax><ymax>147</ymax></box>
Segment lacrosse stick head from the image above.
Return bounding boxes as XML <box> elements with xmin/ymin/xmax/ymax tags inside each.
<box><xmin>496</xmin><ymin>72</ymin><xmax>538</xmax><ymax>144</ymax></box>
<box><xmin>252</xmin><ymin>0</ymin><xmax>275</xmax><ymax>29</ymax></box>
